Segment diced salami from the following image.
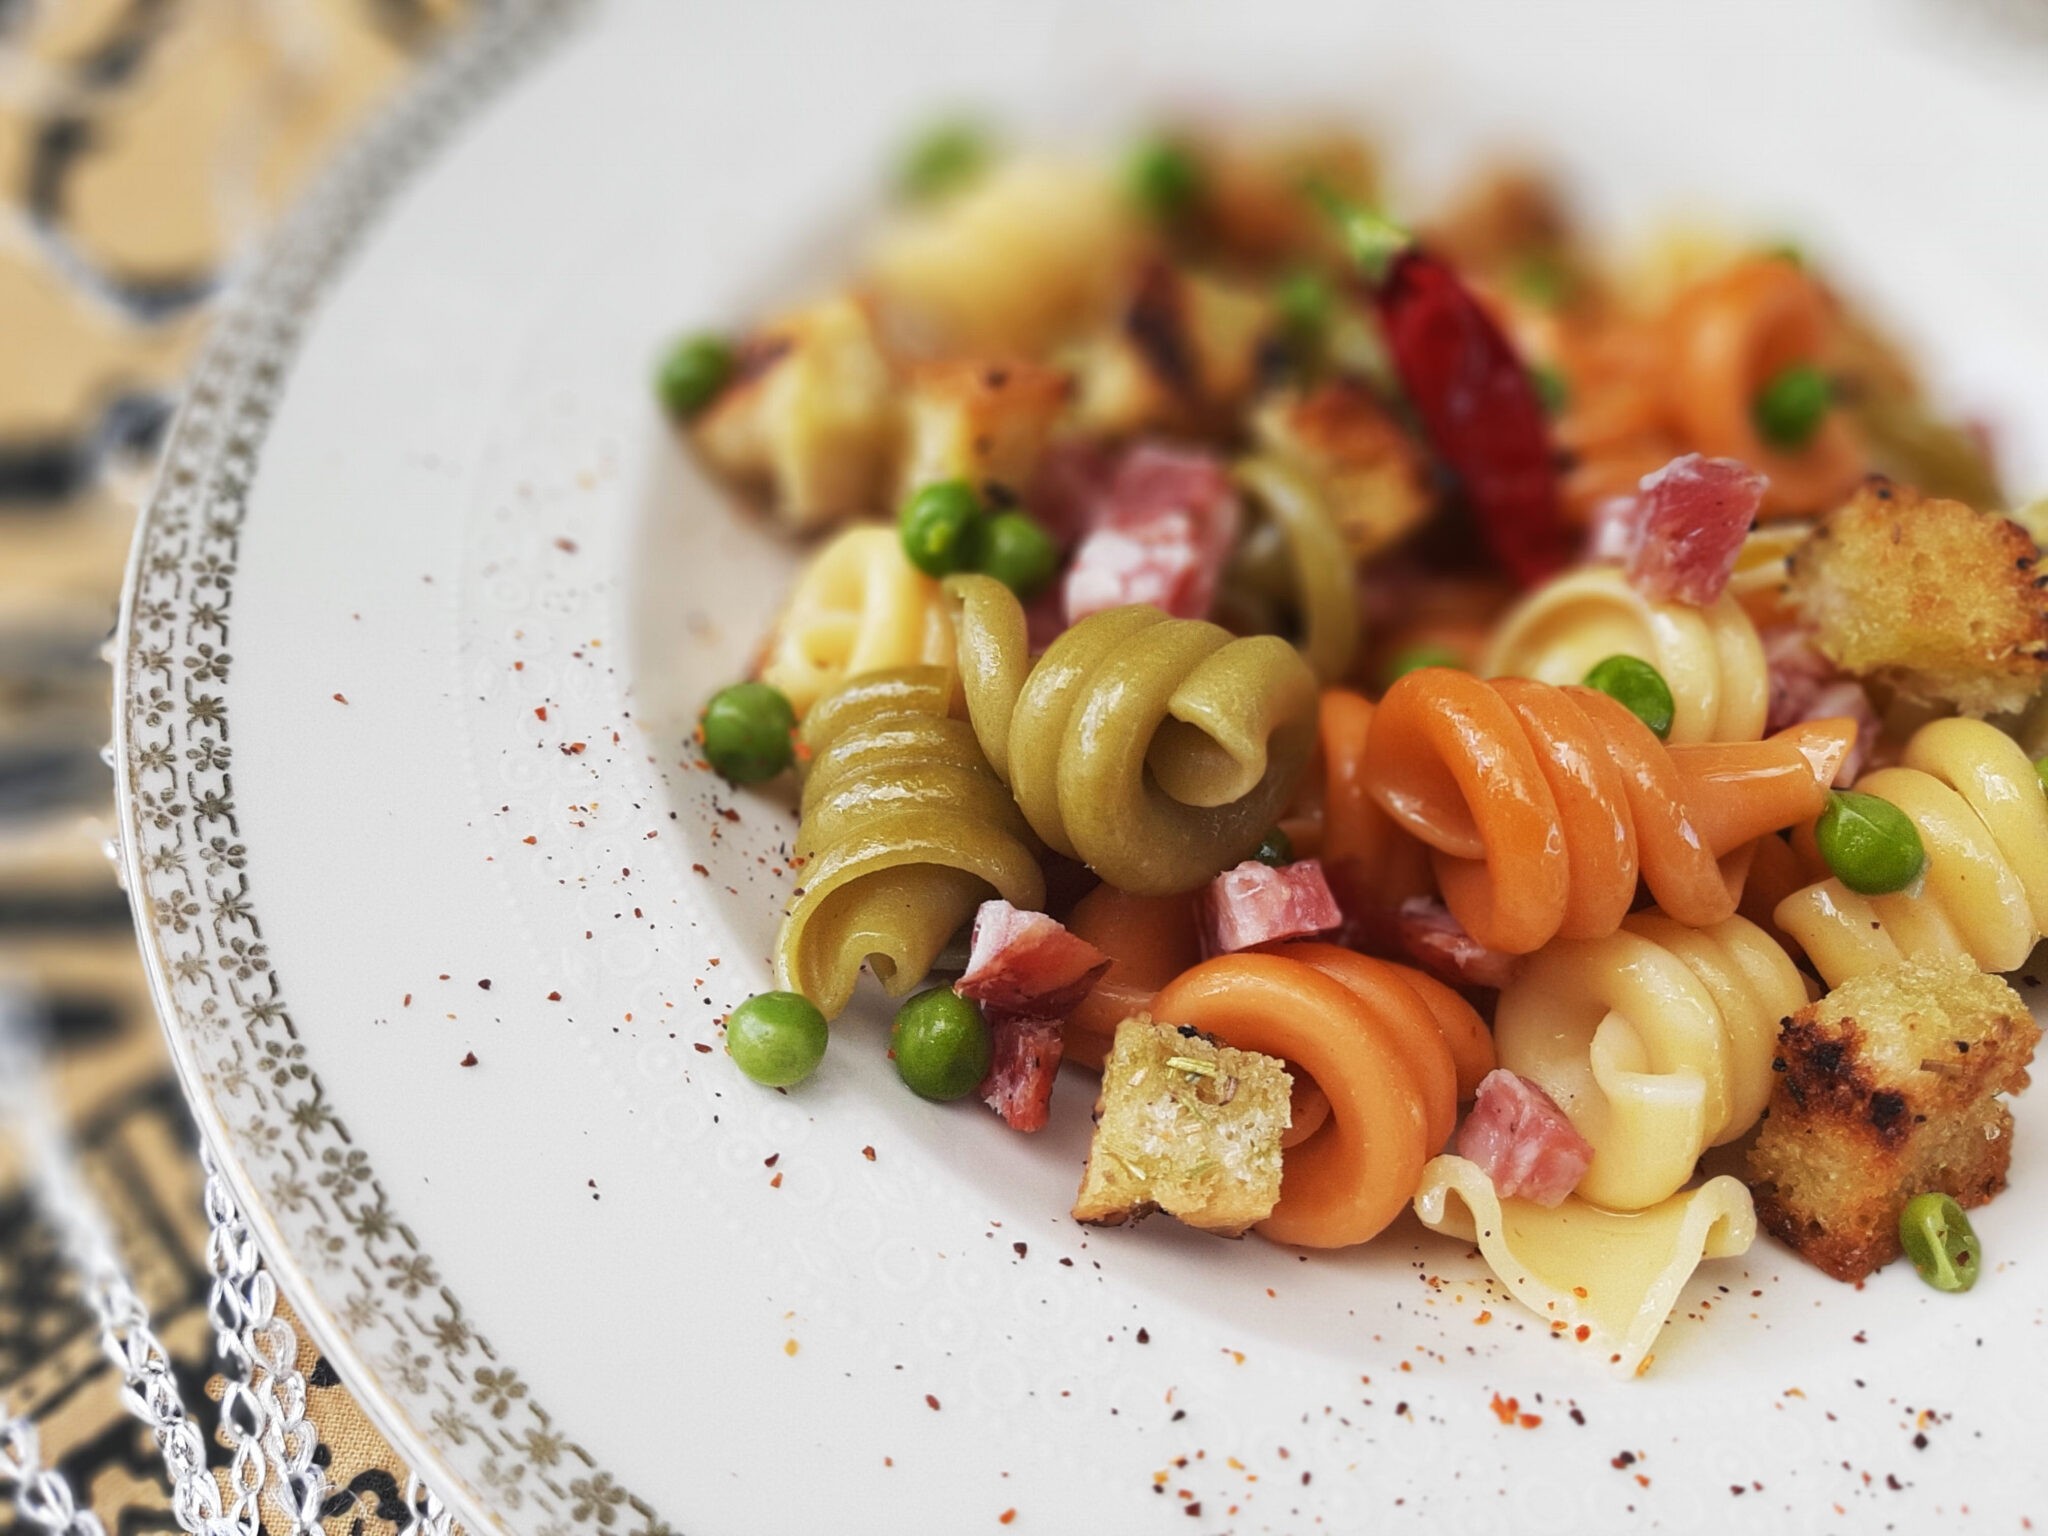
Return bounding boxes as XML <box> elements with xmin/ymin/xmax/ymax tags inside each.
<box><xmin>1026</xmin><ymin>439</ymin><xmax>1118</xmax><ymax>555</ymax></box>
<box><xmin>1620</xmin><ymin>454</ymin><xmax>1768</xmax><ymax>606</ymax></box>
<box><xmin>1200</xmin><ymin>859</ymin><xmax>1343</xmax><ymax>956</ymax></box>
<box><xmin>1763</xmin><ymin>625</ymin><xmax>1877</xmax><ymax>785</ymax></box>
<box><xmin>1456</xmin><ymin>1069</ymin><xmax>1593</xmax><ymax>1207</ymax></box>
<box><xmin>978</xmin><ymin>1016</ymin><xmax>1065</xmax><ymax>1133</ymax></box>
<box><xmin>1393</xmin><ymin>897</ymin><xmax>1524</xmax><ymax>991</ymax></box>
<box><xmin>956</xmin><ymin>900</ymin><xmax>1110</xmax><ymax>1019</ymax></box>
<box><xmin>1102</xmin><ymin>443</ymin><xmax>1239</xmax><ymax>543</ymax></box>
<box><xmin>1584</xmin><ymin>494</ymin><xmax>1643</xmax><ymax>564</ymax></box>
<box><xmin>1063</xmin><ymin>516</ymin><xmax>1207</xmax><ymax>623</ymax></box>
<box><xmin>1800</xmin><ymin>681</ymin><xmax>1879</xmax><ymax>786</ymax></box>
<box><xmin>1063</xmin><ymin>443</ymin><xmax>1240</xmax><ymax>624</ymax></box>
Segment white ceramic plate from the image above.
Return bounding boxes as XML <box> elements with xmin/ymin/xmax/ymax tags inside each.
<box><xmin>117</xmin><ymin>1</ymin><xmax>2048</xmax><ymax>1531</ymax></box>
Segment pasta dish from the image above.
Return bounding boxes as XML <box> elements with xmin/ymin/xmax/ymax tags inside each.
<box><xmin>655</xmin><ymin>121</ymin><xmax>2044</xmax><ymax>1374</ymax></box>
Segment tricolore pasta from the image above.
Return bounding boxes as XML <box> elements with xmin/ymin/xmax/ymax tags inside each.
<box><xmin>672</xmin><ymin>119</ymin><xmax>2042</xmax><ymax>1375</ymax></box>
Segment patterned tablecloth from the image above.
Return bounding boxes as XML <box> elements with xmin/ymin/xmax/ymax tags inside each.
<box><xmin>1</xmin><ymin>5</ymin><xmax>471</xmax><ymax>1531</ymax></box>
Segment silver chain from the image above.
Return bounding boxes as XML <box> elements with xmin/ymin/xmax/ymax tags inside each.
<box><xmin>0</xmin><ymin>1012</ymin><xmax>453</xmax><ymax>1536</ymax></box>
<box><xmin>0</xmin><ymin>1405</ymin><xmax>107</xmax><ymax>1536</ymax></box>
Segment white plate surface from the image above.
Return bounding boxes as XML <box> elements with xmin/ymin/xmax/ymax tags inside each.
<box><xmin>118</xmin><ymin>1</ymin><xmax>2048</xmax><ymax>1532</ymax></box>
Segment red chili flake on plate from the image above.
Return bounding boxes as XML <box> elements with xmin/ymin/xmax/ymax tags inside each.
<box><xmin>534</xmin><ymin>706</ymin><xmax>548</xmax><ymax>721</ymax></box>
<box><xmin>998</xmin><ymin>1512</ymin><xmax>1015</xmax><ymax>1526</ymax></box>
<box><xmin>764</xmin><ymin>1153</ymin><xmax>780</xmax><ymax>1168</ymax></box>
<box><xmin>547</xmin><ymin>990</ymin><xmax>562</xmax><ymax>1001</ymax></box>
<box><xmin>402</xmin><ymin>994</ymin><xmax>411</xmax><ymax>1007</ymax></box>
<box><xmin>555</xmin><ymin>537</ymin><xmax>578</xmax><ymax>553</ymax></box>
<box><xmin>1183</xmin><ymin>1504</ymin><xmax>1201</xmax><ymax>1519</ymax></box>
<box><xmin>522</xmin><ymin>835</ymin><xmax>537</xmax><ymax>845</ymax></box>
<box><xmin>769</xmin><ymin>1173</ymin><xmax>783</xmax><ymax>1189</ymax></box>
<box><xmin>331</xmin><ymin>693</ymin><xmax>348</xmax><ymax>704</ymax></box>
<box><xmin>477</xmin><ymin>979</ymin><xmax>491</xmax><ymax>990</ymax></box>
<box><xmin>861</xmin><ymin>1146</ymin><xmax>877</xmax><ymax>1162</ymax></box>
<box><xmin>561</xmin><ymin>742</ymin><xmax>586</xmax><ymax>755</ymax></box>
<box><xmin>1012</xmin><ymin>1242</ymin><xmax>1027</xmax><ymax>1258</ymax></box>
<box><xmin>459</xmin><ymin>1052</ymin><xmax>477</xmax><ymax>1067</ymax></box>
<box><xmin>1135</xmin><ymin>1328</ymin><xmax>1150</xmax><ymax>1344</ymax></box>
<box><xmin>693</xmin><ymin>1042</ymin><xmax>712</xmax><ymax>1054</ymax></box>
<box><xmin>925</xmin><ymin>1394</ymin><xmax>941</xmax><ymax>1411</ymax></box>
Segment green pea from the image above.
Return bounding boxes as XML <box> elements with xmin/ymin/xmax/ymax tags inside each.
<box><xmin>726</xmin><ymin>991</ymin><xmax>829</xmax><ymax>1087</ymax></box>
<box><xmin>981</xmin><ymin>511</ymin><xmax>1060</xmax><ymax>599</ymax></box>
<box><xmin>1274</xmin><ymin>269</ymin><xmax>1334</xmax><ymax>341</ymax></box>
<box><xmin>898</xmin><ymin>119</ymin><xmax>990</xmax><ymax>202</ymax></box>
<box><xmin>1816</xmin><ymin>790</ymin><xmax>1926</xmax><ymax>895</ymax></box>
<box><xmin>1126</xmin><ymin>136</ymin><xmax>1201</xmax><ymax>220</ymax></box>
<box><xmin>899</xmin><ymin>479</ymin><xmax>987</xmax><ymax>578</ymax></box>
<box><xmin>1530</xmin><ymin>363</ymin><xmax>1570</xmax><ymax>417</ymax></box>
<box><xmin>656</xmin><ymin>334</ymin><xmax>733</xmax><ymax>419</ymax></box>
<box><xmin>700</xmin><ymin>681</ymin><xmax>796</xmax><ymax>784</ymax></box>
<box><xmin>1583</xmin><ymin>654</ymin><xmax>1676</xmax><ymax>740</ymax></box>
<box><xmin>1254</xmin><ymin>827</ymin><xmax>1294</xmax><ymax>868</ymax></box>
<box><xmin>1898</xmin><ymin>1192</ymin><xmax>1980</xmax><ymax>1293</ymax></box>
<box><xmin>1383</xmin><ymin>646</ymin><xmax>1467</xmax><ymax>688</ymax></box>
<box><xmin>1753</xmin><ymin>363</ymin><xmax>1833</xmax><ymax>450</ymax></box>
<box><xmin>890</xmin><ymin>988</ymin><xmax>992</xmax><ymax>1102</ymax></box>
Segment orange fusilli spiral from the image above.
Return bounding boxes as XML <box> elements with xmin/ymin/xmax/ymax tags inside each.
<box><xmin>1663</xmin><ymin>257</ymin><xmax>1864</xmax><ymax>517</ymax></box>
<box><xmin>1064</xmin><ymin>885</ymin><xmax>1201</xmax><ymax>1073</ymax></box>
<box><xmin>1064</xmin><ymin>888</ymin><xmax>1336</xmax><ymax>1148</ymax></box>
<box><xmin>1549</xmin><ymin>257</ymin><xmax>1866</xmax><ymax>521</ymax></box>
<box><xmin>1361</xmin><ymin>669</ymin><xmax>1854</xmax><ymax>955</ymax></box>
<box><xmin>1280</xmin><ymin>689</ymin><xmax>1431</xmax><ymax>913</ymax></box>
<box><xmin>1552</xmin><ymin>315</ymin><xmax>1675</xmax><ymax>523</ymax></box>
<box><xmin>1150</xmin><ymin>943</ymin><xmax>1493</xmax><ymax>1248</ymax></box>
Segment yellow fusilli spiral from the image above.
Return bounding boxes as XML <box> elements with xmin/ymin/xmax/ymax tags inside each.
<box><xmin>1484</xmin><ymin>565</ymin><xmax>1767</xmax><ymax>744</ymax></box>
<box><xmin>1775</xmin><ymin>718</ymin><xmax>2048</xmax><ymax>986</ymax></box>
<box><xmin>944</xmin><ymin>574</ymin><xmax>1320</xmax><ymax>896</ymax></box>
<box><xmin>774</xmin><ymin>668</ymin><xmax>1044</xmax><ymax>1018</ymax></box>
<box><xmin>760</xmin><ymin>525</ymin><xmax>954</xmax><ymax>717</ymax></box>
<box><xmin>1494</xmin><ymin>912</ymin><xmax>1806</xmax><ymax>1211</ymax></box>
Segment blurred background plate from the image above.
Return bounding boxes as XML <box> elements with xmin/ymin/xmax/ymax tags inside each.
<box><xmin>114</xmin><ymin>1</ymin><xmax>2048</xmax><ymax>1532</ymax></box>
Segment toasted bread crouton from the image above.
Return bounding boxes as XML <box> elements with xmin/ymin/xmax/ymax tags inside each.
<box><xmin>1072</xmin><ymin>1015</ymin><xmax>1291</xmax><ymax>1237</ymax></box>
<box><xmin>867</xmin><ymin>156</ymin><xmax>1141</xmax><ymax>357</ymax></box>
<box><xmin>1786</xmin><ymin>477</ymin><xmax>2048</xmax><ymax>716</ymax></box>
<box><xmin>1251</xmin><ymin>381</ymin><xmax>1433</xmax><ymax>562</ymax></box>
<box><xmin>896</xmin><ymin>359</ymin><xmax>1070</xmax><ymax>506</ymax></box>
<box><xmin>1746</xmin><ymin>957</ymin><xmax>2039</xmax><ymax>1282</ymax></box>
<box><xmin>1064</xmin><ymin>261</ymin><xmax>1275</xmax><ymax>439</ymax></box>
<box><xmin>1186</xmin><ymin>128</ymin><xmax>1380</xmax><ymax>266</ymax></box>
<box><xmin>691</xmin><ymin>295</ymin><xmax>896</xmax><ymax>530</ymax></box>
<box><xmin>1424</xmin><ymin>166</ymin><xmax>1579</xmax><ymax>292</ymax></box>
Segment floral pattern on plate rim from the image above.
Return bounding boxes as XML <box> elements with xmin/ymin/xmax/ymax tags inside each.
<box><xmin>109</xmin><ymin>4</ymin><xmax>669</xmax><ymax>1535</ymax></box>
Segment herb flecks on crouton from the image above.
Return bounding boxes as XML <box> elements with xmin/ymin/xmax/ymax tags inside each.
<box><xmin>1072</xmin><ymin>1015</ymin><xmax>1291</xmax><ymax>1238</ymax></box>
<box><xmin>1788</xmin><ymin>476</ymin><xmax>2048</xmax><ymax>716</ymax></box>
<box><xmin>1746</xmin><ymin>956</ymin><xmax>2039</xmax><ymax>1282</ymax></box>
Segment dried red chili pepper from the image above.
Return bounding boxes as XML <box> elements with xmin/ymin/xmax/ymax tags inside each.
<box><xmin>1319</xmin><ymin>192</ymin><xmax>1570</xmax><ymax>586</ymax></box>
